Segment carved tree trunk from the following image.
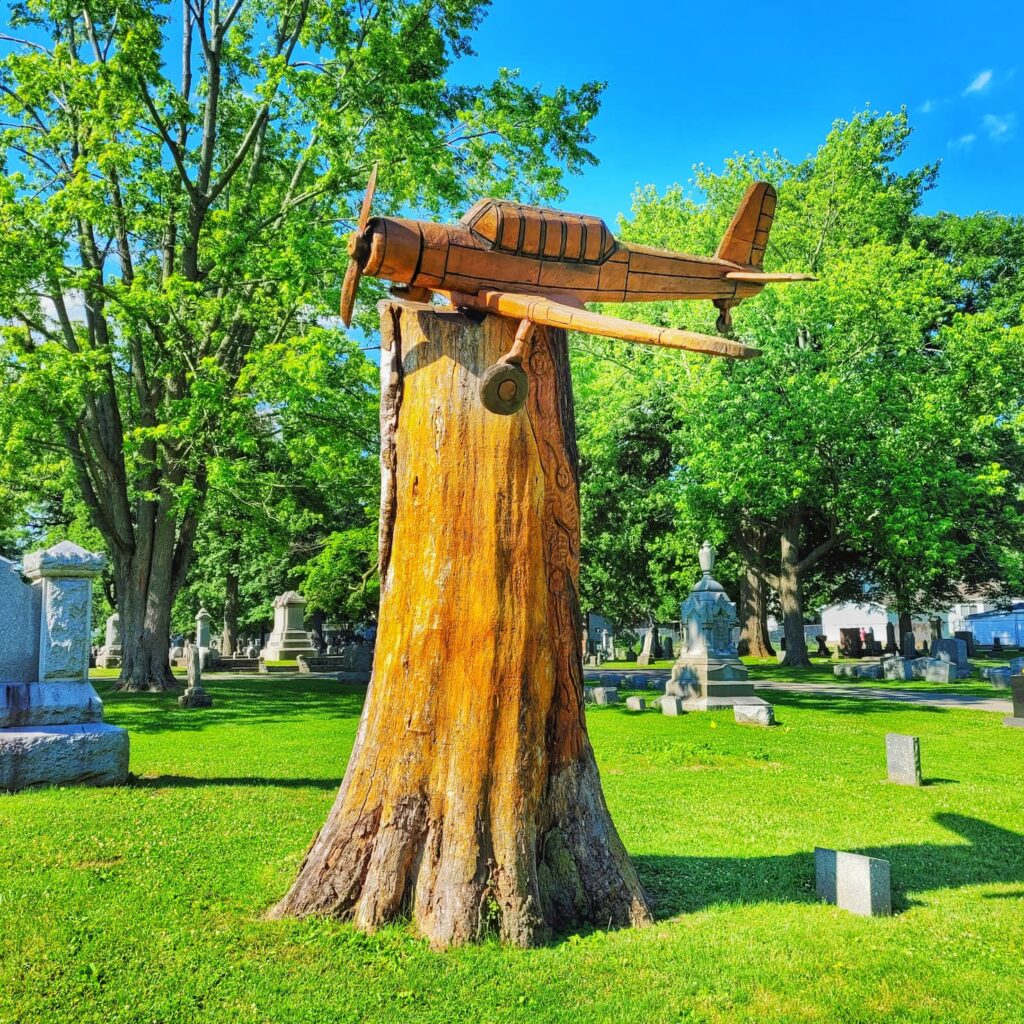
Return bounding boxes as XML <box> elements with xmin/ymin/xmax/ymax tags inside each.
<box><xmin>272</xmin><ymin>301</ymin><xmax>652</xmax><ymax>948</ymax></box>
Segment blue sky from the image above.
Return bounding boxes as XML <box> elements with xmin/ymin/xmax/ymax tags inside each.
<box><xmin>455</xmin><ymin>0</ymin><xmax>1023</xmax><ymax>225</ymax></box>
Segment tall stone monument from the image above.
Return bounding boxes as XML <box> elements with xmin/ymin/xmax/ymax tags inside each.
<box><xmin>262</xmin><ymin>591</ymin><xmax>317</xmax><ymax>661</ymax></box>
<box><xmin>0</xmin><ymin>542</ymin><xmax>129</xmax><ymax>790</ymax></box>
<box><xmin>194</xmin><ymin>607</ymin><xmax>218</xmax><ymax>669</ymax></box>
<box><xmin>96</xmin><ymin>611</ymin><xmax>122</xmax><ymax>668</ymax></box>
<box><xmin>662</xmin><ymin>541</ymin><xmax>772</xmax><ymax>713</ymax></box>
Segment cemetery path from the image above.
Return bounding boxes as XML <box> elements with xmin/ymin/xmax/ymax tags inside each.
<box><xmin>749</xmin><ymin>681</ymin><xmax>1012</xmax><ymax>714</ymax></box>
<box><xmin>582</xmin><ymin>669</ymin><xmax>1012</xmax><ymax>714</ymax></box>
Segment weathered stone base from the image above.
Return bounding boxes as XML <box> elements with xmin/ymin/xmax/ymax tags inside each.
<box><xmin>682</xmin><ymin>694</ymin><xmax>771</xmax><ymax>712</ymax></box>
<box><xmin>1003</xmin><ymin>716</ymin><xmax>1024</xmax><ymax>729</ymax></box>
<box><xmin>1</xmin><ymin>682</ymin><xmax>105</xmax><ymax>729</ymax></box>
<box><xmin>0</xmin><ymin>722</ymin><xmax>129</xmax><ymax>790</ymax></box>
<box><xmin>734</xmin><ymin>703</ymin><xmax>775</xmax><ymax>726</ymax></box>
<box><xmin>178</xmin><ymin>689</ymin><xmax>213</xmax><ymax>709</ymax></box>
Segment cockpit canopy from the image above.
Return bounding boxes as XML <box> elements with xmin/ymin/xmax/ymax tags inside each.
<box><xmin>462</xmin><ymin>199</ymin><xmax>618</xmax><ymax>266</ymax></box>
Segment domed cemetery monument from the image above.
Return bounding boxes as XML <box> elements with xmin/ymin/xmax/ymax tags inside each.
<box><xmin>662</xmin><ymin>541</ymin><xmax>773</xmax><ymax>716</ymax></box>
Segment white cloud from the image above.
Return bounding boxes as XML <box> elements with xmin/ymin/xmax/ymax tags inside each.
<box><xmin>964</xmin><ymin>70</ymin><xmax>992</xmax><ymax>95</ymax></box>
<box><xmin>948</xmin><ymin>133</ymin><xmax>977</xmax><ymax>149</ymax></box>
<box><xmin>983</xmin><ymin>112</ymin><xmax>1016</xmax><ymax>141</ymax></box>
<box><xmin>919</xmin><ymin>99</ymin><xmax>937</xmax><ymax>114</ymax></box>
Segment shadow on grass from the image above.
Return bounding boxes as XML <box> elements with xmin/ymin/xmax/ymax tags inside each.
<box><xmin>634</xmin><ymin>813</ymin><xmax>1024</xmax><ymax>918</ymax></box>
<box><xmin>95</xmin><ymin>675</ymin><xmax>367</xmax><ymax>735</ymax></box>
<box><xmin>133</xmin><ymin>774</ymin><xmax>341</xmax><ymax>790</ymax></box>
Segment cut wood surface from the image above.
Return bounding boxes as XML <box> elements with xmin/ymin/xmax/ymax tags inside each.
<box><xmin>272</xmin><ymin>300</ymin><xmax>652</xmax><ymax>947</ymax></box>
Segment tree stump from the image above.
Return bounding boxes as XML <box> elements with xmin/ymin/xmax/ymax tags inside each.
<box><xmin>272</xmin><ymin>300</ymin><xmax>652</xmax><ymax>947</ymax></box>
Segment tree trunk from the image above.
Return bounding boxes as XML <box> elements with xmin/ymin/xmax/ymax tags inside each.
<box><xmin>115</xmin><ymin>548</ymin><xmax>177</xmax><ymax>692</ymax></box>
<box><xmin>737</xmin><ymin>526</ymin><xmax>775</xmax><ymax>658</ymax></box>
<box><xmin>778</xmin><ymin>513</ymin><xmax>811</xmax><ymax>668</ymax></box>
<box><xmin>898</xmin><ymin>610</ymin><xmax>913</xmax><ymax>645</ymax></box>
<box><xmin>223</xmin><ymin>564</ymin><xmax>239</xmax><ymax>655</ymax></box>
<box><xmin>272</xmin><ymin>301</ymin><xmax>652</xmax><ymax>948</ymax></box>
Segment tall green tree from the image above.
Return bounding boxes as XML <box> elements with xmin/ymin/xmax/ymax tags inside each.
<box><xmin>0</xmin><ymin>0</ymin><xmax>601</xmax><ymax>688</ymax></box>
<box><xmin>574</xmin><ymin>109</ymin><xmax>1024</xmax><ymax>666</ymax></box>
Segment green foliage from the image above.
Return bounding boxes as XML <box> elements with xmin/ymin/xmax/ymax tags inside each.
<box><xmin>574</xmin><ymin>108</ymin><xmax>1024</xmax><ymax>629</ymax></box>
<box><xmin>0</xmin><ymin>0</ymin><xmax>602</xmax><ymax>667</ymax></box>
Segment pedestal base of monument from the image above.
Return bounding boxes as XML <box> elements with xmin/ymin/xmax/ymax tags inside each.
<box><xmin>178</xmin><ymin>687</ymin><xmax>213</xmax><ymax>709</ymax></box>
<box><xmin>1004</xmin><ymin>717</ymin><xmax>1024</xmax><ymax>729</ymax></box>
<box><xmin>0</xmin><ymin>722</ymin><xmax>129</xmax><ymax>790</ymax></box>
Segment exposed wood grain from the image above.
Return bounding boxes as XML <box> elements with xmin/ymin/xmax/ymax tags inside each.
<box><xmin>272</xmin><ymin>302</ymin><xmax>652</xmax><ymax>947</ymax></box>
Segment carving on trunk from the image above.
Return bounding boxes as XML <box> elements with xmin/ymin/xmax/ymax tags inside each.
<box><xmin>272</xmin><ymin>301</ymin><xmax>652</xmax><ymax>947</ymax></box>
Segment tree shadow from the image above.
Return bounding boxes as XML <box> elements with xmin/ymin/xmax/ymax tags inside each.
<box><xmin>96</xmin><ymin>675</ymin><xmax>367</xmax><ymax>734</ymax></box>
<box><xmin>633</xmin><ymin>813</ymin><xmax>1024</xmax><ymax>918</ymax></box>
<box><xmin>133</xmin><ymin>774</ymin><xmax>341</xmax><ymax>790</ymax></box>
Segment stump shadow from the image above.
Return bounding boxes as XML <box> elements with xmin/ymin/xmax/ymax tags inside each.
<box><xmin>633</xmin><ymin>813</ymin><xmax>1024</xmax><ymax>919</ymax></box>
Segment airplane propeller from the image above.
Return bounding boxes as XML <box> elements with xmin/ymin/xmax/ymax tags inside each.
<box><xmin>340</xmin><ymin>164</ymin><xmax>378</xmax><ymax>327</ymax></box>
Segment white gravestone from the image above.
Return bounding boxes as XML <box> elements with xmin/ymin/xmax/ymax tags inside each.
<box><xmin>0</xmin><ymin>542</ymin><xmax>129</xmax><ymax>790</ymax></box>
<box><xmin>96</xmin><ymin>611</ymin><xmax>122</xmax><ymax>668</ymax></box>
<box><xmin>262</xmin><ymin>591</ymin><xmax>317</xmax><ymax>660</ymax></box>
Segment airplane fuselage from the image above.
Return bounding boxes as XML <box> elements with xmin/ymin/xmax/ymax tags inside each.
<box><xmin>359</xmin><ymin>198</ymin><xmax>764</xmax><ymax>306</ymax></box>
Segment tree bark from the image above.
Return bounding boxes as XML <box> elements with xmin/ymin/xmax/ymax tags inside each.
<box><xmin>272</xmin><ymin>301</ymin><xmax>652</xmax><ymax>948</ymax></box>
<box><xmin>737</xmin><ymin>526</ymin><xmax>775</xmax><ymax>658</ymax></box>
<box><xmin>223</xmin><ymin>563</ymin><xmax>240</xmax><ymax>655</ymax></box>
<box><xmin>777</xmin><ymin>512</ymin><xmax>811</xmax><ymax>668</ymax></box>
<box><xmin>115</xmin><ymin>549</ymin><xmax>177</xmax><ymax>692</ymax></box>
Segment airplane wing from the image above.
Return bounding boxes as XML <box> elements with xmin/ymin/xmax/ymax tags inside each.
<box><xmin>445</xmin><ymin>289</ymin><xmax>760</xmax><ymax>361</ymax></box>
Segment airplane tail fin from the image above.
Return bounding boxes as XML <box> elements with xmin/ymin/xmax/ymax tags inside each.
<box><xmin>715</xmin><ymin>181</ymin><xmax>777</xmax><ymax>268</ymax></box>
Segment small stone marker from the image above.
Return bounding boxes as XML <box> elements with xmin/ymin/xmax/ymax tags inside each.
<box><xmin>583</xmin><ymin>686</ymin><xmax>595</xmax><ymax>704</ymax></box>
<box><xmin>734</xmin><ymin>703</ymin><xmax>775</xmax><ymax>727</ymax></box>
<box><xmin>885</xmin><ymin>733</ymin><xmax>921</xmax><ymax>786</ymax></box>
<box><xmin>1004</xmin><ymin>675</ymin><xmax>1024</xmax><ymax>728</ymax></box>
<box><xmin>625</xmin><ymin>696</ymin><xmax>646</xmax><ymax>712</ymax></box>
<box><xmin>660</xmin><ymin>696</ymin><xmax>685</xmax><ymax>716</ymax></box>
<box><xmin>815</xmin><ymin>848</ymin><xmax>891</xmax><ymax>917</ymax></box>
<box><xmin>178</xmin><ymin>643</ymin><xmax>213</xmax><ymax>709</ymax></box>
<box><xmin>591</xmin><ymin>686</ymin><xmax>619</xmax><ymax>705</ymax></box>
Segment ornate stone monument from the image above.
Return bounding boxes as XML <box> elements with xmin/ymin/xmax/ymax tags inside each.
<box><xmin>662</xmin><ymin>541</ymin><xmax>772</xmax><ymax>714</ymax></box>
<box><xmin>262</xmin><ymin>591</ymin><xmax>317</xmax><ymax>661</ymax></box>
<box><xmin>0</xmin><ymin>542</ymin><xmax>129</xmax><ymax>790</ymax></box>
<box><xmin>96</xmin><ymin>611</ymin><xmax>123</xmax><ymax>668</ymax></box>
<box><xmin>194</xmin><ymin>607</ymin><xmax>218</xmax><ymax>669</ymax></box>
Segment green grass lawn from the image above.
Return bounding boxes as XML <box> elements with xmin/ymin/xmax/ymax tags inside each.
<box><xmin>2</xmin><ymin>676</ymin><xmax>1022</xmax><ymax>1023</ymax></box>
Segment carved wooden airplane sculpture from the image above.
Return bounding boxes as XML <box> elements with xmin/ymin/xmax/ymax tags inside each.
<box><xmin>341</xmin><ymin>168</ymin><xmax>814</xmax><ymax>414</ymax></box>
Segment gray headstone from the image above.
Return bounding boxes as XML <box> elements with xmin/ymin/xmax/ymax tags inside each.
<box><xmin>625</xmin><ymin>696</ymin><xmax>647</xmax><ymax>712</ymax></box>
<box><xmin>1005</xmin><ymin>675</ymin><xmax>1024</xmax><ymax>727</ymax></box>
<box><xmin>660</xmin><ymin>696</ymin><xmax>685</xmax><ymax>716</ymax></box>
<box><xmin>0</xmin><ymin>557</ymin><xmax>42</xmax><ymax>684</ymax></box>
<box><xmin>734</xmin><ymin>703</ymin><xmax>775</xmax><ymax>727</ymax></box>
<box><xmin>885</xmin><ymin>733</ymin><xmax>922</xmax><ymax>786</ymax></box>
<box><xmin>882</xmin><ymin>656</ymin><xmax>913</xmax><ymax>681</ymax></box>
<box><xmin>815</xmin><ymin>848</ymin><xmax>891</xmax><ymax>917</ymax></box>
<box><xmin>901</xmin><ymin>632</ymin><xmax>917</xmax><ymax>659</ymax></box>
<box><xmin>583</xmin><ymin>686</ymin><xmax>595</xmax><ymax>704</ymax></box>
<box><xmin>591</xmin><ymin>686</ymin><xmax>619</xmax><ymax>705</ymax></box>
<box><xmin>1009</xmin><ymin>657</ymin><xmax>1024</xmax><ymax>676</ymax></box>
<box><xmin>924</xmin><ymin>660</ymin><xmax>956</xmax><ymax>684</ymax></box>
